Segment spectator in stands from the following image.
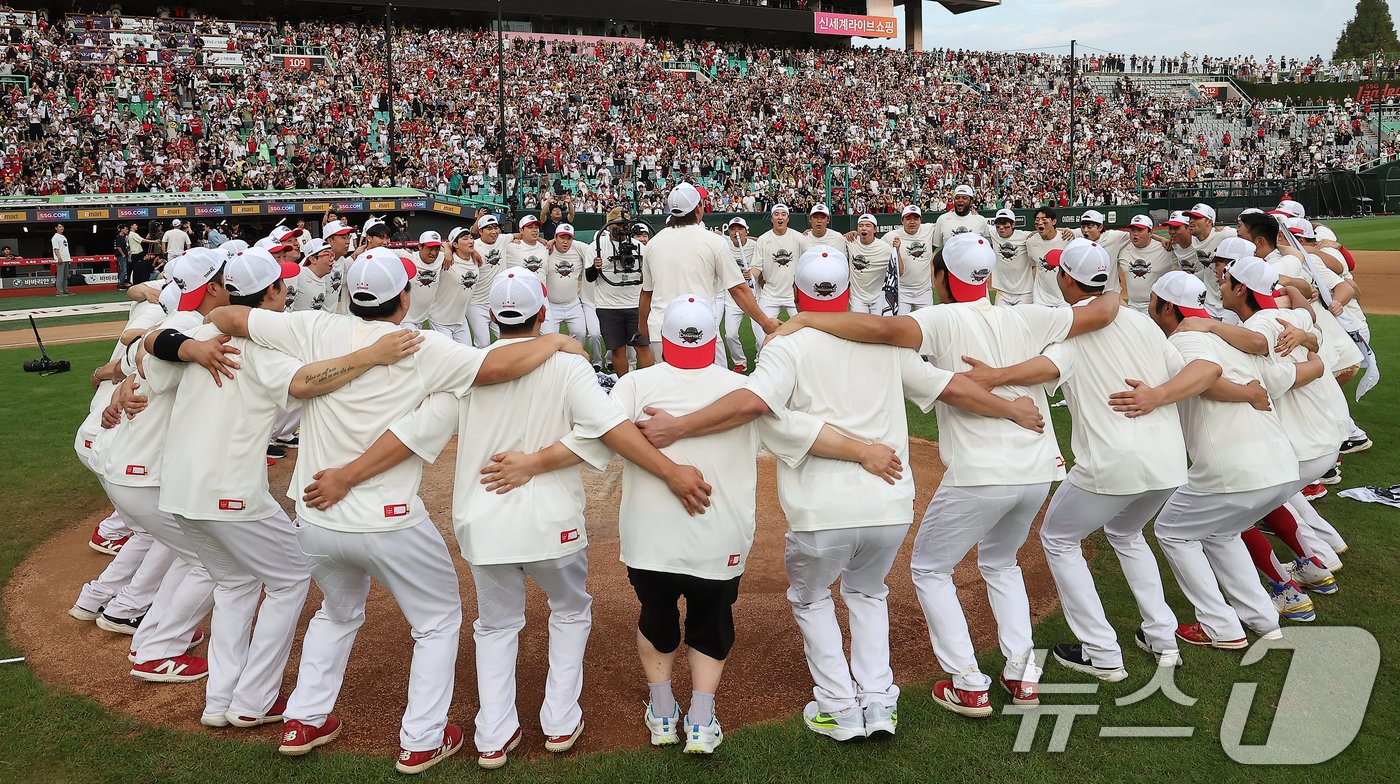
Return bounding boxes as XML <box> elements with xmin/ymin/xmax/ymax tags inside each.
<box><xmin>539</xmin><ymin>193</ymin><xmax>576</xmax><ymax>240</ymax></box>
<box><xmin>50</xmin><ymin>223</ymin><xmax>72</xmax><ymax>296</ymax></box>
<box><xmin>1</xmin><ymin>246</ymin><xmax>14</xmax><ymax>259</ymax></box>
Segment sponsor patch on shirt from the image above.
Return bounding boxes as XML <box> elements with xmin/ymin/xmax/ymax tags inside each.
<box><xmin>125</xmin><ymin>465</ymin><xmax>146</xmax><ymax>476</ymax></box>
<box><xmin>384</xmin><ymin>503</ymin><xmax>409</xmax><ymax>518</ymax></box>
<box><xmin>727</xmin><ymin>554</ymin><xmax>741</xmax><ymax>567</ymax></box>
<box><xmin>218</xmin><ymin>499</ymin><xmax>245</xmax><ymax>511</ymax></box>
<box><xmin>560</xmin><ymin>528</ymin><xmax>580</xmax><ymax>544</ymax></box>
<box><xmin>83</xmin><ymin>439</ymin><xmax>93</xmax><ymax>449</ymax></box>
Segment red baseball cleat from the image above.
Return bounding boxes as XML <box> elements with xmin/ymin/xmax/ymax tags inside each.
<box><xmin>396</xmin><ymin>722</ymin><xmax>464</xmax><ymax>774</ymax></box>
<box><xmin>278</xmin><ymin>715</ymin><xmax>342</xmax><ymax>756</ymax></box>
<box><xmin>229</xmin><ymin>695</ymin><xmax>288</xmax><ymax>728</ymax></box>
<box><xmin>931</xmin><ymin>680</ymin><xmax>992</xmax><ymax>718</ymax></box>
<box><xmin>1175</xmin><ymin>622</ymin><xmax>1247</xmax><ymax>649</ymax></box>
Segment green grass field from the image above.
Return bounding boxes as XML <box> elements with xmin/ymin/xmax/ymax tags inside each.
<box><xmin>0</xmin><ymin>310</ymin><xmax>1395</xmax><ymax>783</ymax></box>
<box><xmin>1321</xmin><ymin>215</ymin><xmax>1400</xmax><ymax>251</ymax></box>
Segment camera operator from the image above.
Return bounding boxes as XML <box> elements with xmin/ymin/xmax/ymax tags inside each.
<box><xmin>587</xmin><ymin>208</ymin><xmax>652</xmax><ymax>377</ymax></box>
<box><xmin>539</xmin><ymin>193</ymin><xmax>576</xmax><ymax>240</ymax></box>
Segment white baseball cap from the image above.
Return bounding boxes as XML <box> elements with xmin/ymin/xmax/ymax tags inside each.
<box><xmin>362</xmin><ymin>216</ymin><xmax>387</xmax><ymax>234</ymax></box>
<box><xmin>1224</xmin><ymin>255</ymin><xmax>1280</xmax><ymax>308</ymax></box>
<box><xmin>809</xmin><ymin>203</ymin><xmax>831</xmax><ymax>216</ymax></box>
<box><xmin>1238</xmin><ymin>207</ymin><xmax>1265</xmax><ymax>217</ymax></box>
<box><xmin>447</xmin><ymin>227</ymin><xmax>471</xmax><ymax>244</ymax></box>
<box><xmin>322</xmin><ymin>220</ymin><xmax>353</xmax><ymax>238</ymax></box>
<box><xmin>221</xmin><ymin>239</ymin><xmax>249</xmax><ymax>260</ymax></box>
<box><xmin>302</xmin><ymin>238</ymin><xmax>331</xmax><ymax>257</ymax></box>
<box><xmin>1270</xmin><ymin>199</ymin><xmax>1305</xmax><ymax>219</ymax></box>
<box><xmin>941</xmin><ymin>233</ymin><xmax>995</xmax><ymax>301</ymax></box>
<box><xmin>771</xmin><ymin>203</ymin><xmax>790</xmax><ymax>215</ymax></box>
<box><xmin>994</xmin><ymin>208</ymin><xmax>1017</xmax><ymax>223</ymax></box>
<box><xmin>256</xmin><ymin>235</ymin><xmax>294</xmax><ymax>254</ymax></box>
<box><xmin>660</xmin><ymin>295</ymin><xmax>718</xmax><ymax>369</ymax></box>
<box><xmin>555</xmin><ymin>223</ymin><xmax>574</xmax><ymax>237</ymax></box>
<box><xmin>1184</xmin><ymin>203</ymin><xmax>1216</xmax><ymax>222</ymax></box>
<box><xmin>1049</xmin><ymin>238</ymin><xmax>1111</xmax><ymax>287</ymax></box>
<box><xmin>1212</xmin><ymin>237</ymin><xmax>1256</xmax><ymax>263</ymax></box>
<box><xmin>1079</xmin><ymin>209</ymin><xmax>1107</xmax><ymax>225</ymax></box>
<box><xmin>1285</xmin><ymin>216</ymin><xmax>1315</xmax><ymax>240</ymax></box>
<box><xmin>347</xmin><ymin>247</ymin><xmax>416</xmax><ymax>308</ymax></box>
<box><xmin>901</xmin><ymin>205</ymin><xmax>922</xmax><ymax>218</ymax></box>
<box><xmin>272</xmin><ymin>226</ymin><xmax>298</xmax><ymax>243</ymax></box>
<box><xmin>171</xmin><ymin>218</ymin><xmax>181</xmax><ymax>227</ymax></box>
<box><xmin>418</xmin><ymin>230</ymin><xmax>443</xmax><ymax>248</ymax></box>
<box><xmin>477</xmin><ymin>214</ymin><xmax>501</xmax><ymax>229</ymax></box>
<box><xmin>857</xmin><ymin>213</ymin><xmax>878</xmax><ymax>226</ymax></box>
<box><xmin>1165</xmin><ymin>211</ymin><xmax>1190</xmax><ymax>227</ymax></box>
<box><xmin>1129</xmin><ymin>214</ymin><xmax>1154</xmax><ymax>230</ymax></box>
<box><xmin>633</xmin><ymin>223</ymin><xmax>652</xmax><ymax>235</ymax></box>
<box><xmin>953</xmin><ymin>184</ymin><xmax>976</xmax><ymax>198</ymax></box>
<box><xmin>489</xmin><ymin>268</ymin><xmax>546</xmax><ymax>325</ymax></box>
<box><xmin>223</xmin><ymin>246</ymin><xmax>300</xmax><ymax>296</ymax></box>
<box><xmin>517</xmin><ymin>214</ymin><xmax>541</xmax><ymax>229</ymax></box>
<box><xmin>727</xmin><ymin>217</ymin><xmax>749</xmax><ymax>230</ymax></box>
<box><xmin>794</xmin><ymin>246</ymin><xmax>851</xmax><ymax>313</ymax></box>
<box><xmin>1314</xmin><ymin>225</ymin><xmax>1337</xmax><ymax>243</ymax></box>
<box><xmin>163</xmin><ymin>248</ymin><xmax>224</xmax><ymax>312</ymax></box>
<box><xmin>667</xmin><ymin>182</ymin><xmax>703</xmax><ymax>216</ymax></box>
<box><xmin>1151</xmin><ymin>271</ymin><xmax>1210</xmax><ymax>318</ymax></box>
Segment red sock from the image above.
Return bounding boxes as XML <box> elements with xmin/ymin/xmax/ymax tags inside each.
<box><xmin>1263</xmin><ymin>506</ymin><xmax>1309</xmax><ymax>559</ymax></box>
<box><xmin>1242</xmin><ymin>527</ymin><xmax>1286</xmax><ymax>582</ymax></box>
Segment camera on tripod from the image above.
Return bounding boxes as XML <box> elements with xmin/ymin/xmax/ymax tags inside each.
<box><xmin>594</xmin><ymin>210</ymin><xmax>647</xmax><ymax>286</ymax></box>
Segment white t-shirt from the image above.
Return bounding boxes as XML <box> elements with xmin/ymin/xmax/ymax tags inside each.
<box><xmin>1267</xmin><ymin>250</ymin><xmax>1363</xmax><ymax>370</ymax></box>
<box><xmin>590</xmin><ymin>232</ymin><xmax>643</xmax><ymax>310</ymax></box>
<box><xmin>746</xmin><ymin>330</ymin><xmax>950</xmax><ymax>531</ymax></box>
<box><xmin>76</xmin><ymin>301</ymin><xmax>166</xmax><ymax>471</ymax></box>
<box><xmin>799</xmin><ymin>229</ymin><xmax>850</xmax><ymax>260</ymax></box>
<box><xmin>162</xmin><ymin>228</ymin><xmax>190</xmax><ymax>256</ymax></box>
<box><xmin>504</xmin><ymin>238</ymin><xmax>549</xmax><ymax>275</ymax></box>
<box><xmin>404</xmin><ymin>252</ymin><xmax>444</xmax><ymax>327</ymax></box>
<box><xmin>1318</xmin><ymin>246</ymin><xmax>1368</xmax><ymax>334</ymax></box>
<box><xmin>471</xmin><ymin>234</ymin><xmax>512</xmax><ymax>306</ymax></box>
<box><xmin>1173</xmin><ymin>228</ymin><xmax>1236</xmax><ymax>313</ymax></box>
<box><xmin>991</xmin><ymin>230</ymin><xmax>1034</xmax><ymax>297</ymax></box>
<box><xmin>1025</xmin><ymin>231</ymin><xmax>1070</xmax><ymax>306</ymax></box>
<box><xmin>51</xmin><ymin>232</ymin><xmax>71</xmax><ymax>262</ymax></box>
<box><xmin>1116</xmin><ymin>240</ymin><xmax>1177</xmax><ymax>313</ymax></box>
<box><xmin>290</xmin><ymin>266</ymin><xmax>341</xmax><ymax>312</ymax></box>
<box><xmin>932</xmin><ymin>210</ymin><xmax>993</xmax><ymax>249</ymax></box>
<box><xmin>246</xmin><ymin>309</ymin><xmax>486</xmax><ymax>532</ymax></box>
<box><xmin>1241</xmin><ymin>308</ymin><xmax>1349</xmax><ymax>462</ymax></box>
<box><xmin>909</xmin><ymin>301</ymin><xmax>1073</xmax><ymax>486</ymax></box>
<box><xmin>1076</xmin><ymin>228</ymin><xmax>1131</xmax><ymax>259</ymax></box>
<box><xmin>146</xmin><ymin>324</ymin><xmax>299</xmax><ymax>521</ymax></box>
<box><xmin>587</xmin><ymin>362</ymin><xmax>820</xmax><ymax>579</ymax></box>
<box><xmin>847</xmin><ymin>237</ymin><xmax>895</xmax><ymax>305</ymax></box>
<box><xmin>390</xmin><ymin>341</ymin><xmax>624</xmax><ymax>565</ymax></box>
<box><xmin>1166</xmin><ymin>330</ymin><xmax>1299</xmax><ymax>493</ymax></box>
<box><xmin>641</xmin><ymin>223</ymin><xmax>743</xmax><ymax>335</ymax></box>
<box><xmin>545</xmin><ymin>242</ymin><xmax>590</xmax><ymax>305</ymax></box>
<box><xmin>754</xmin><ymin>229</ymin><xmax>803</xmax><ymax>304</ymax></box>
<box><xmin>724</xmin><ymin>237</ymin><xmax>758</xmax><ymax>307</ymax></box>
<box><xmin>430</xmin><ymin>253</ymin><xmax>477</xmax><ymax>326</ymax></box>
<box><xmin>882</xmin><ymin>224</ymin><xmax>937</xmax><ymax>301</ymax></box>
<box><xmin>1041</xmin><ymin>303</ymin><xmax>1187</xmax><ymax>494</ymax></box>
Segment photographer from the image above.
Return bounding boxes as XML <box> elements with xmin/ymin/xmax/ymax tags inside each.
<box><xmin>539</xmin><ymin>193</ymin><xmax>576</xmax><ymax>240</ymax></box>
<box><xmin>587</xmin><ymin>208</ymin><xmax>652</xmax><ymax>377</ymax></box>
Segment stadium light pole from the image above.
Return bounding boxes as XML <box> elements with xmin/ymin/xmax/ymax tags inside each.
<box><xmin>384</xmin><ymin>2</ymin><xmax>396</xmax><ymax>176</ymax></box>
<box><xmin>498</xmin><ymin>0</ymin><xmax>509</xmax><ymax>219</ymax></box>
<box><xmin>1068</xmin><ymin>39</ymin><xmax>1077</xmax><ymax>206</ymax></box>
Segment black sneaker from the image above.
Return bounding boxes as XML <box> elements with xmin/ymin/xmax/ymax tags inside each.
<box><xmin>1134</xmin><ymin>629</ymin><xmax>1183</xmax><ymax>667</ymax></box>
<box><xmin>267</xmin><ymin>444</ymin><xmax>287</xmax><ymax>459</ymax></box>
<box><xmin>1319</xmin><ymin>465</ymin><xmax>1341</xmax><ymax>486</ymax></box>
<box><xmin>1339</xmin><ymin>436</ymin><xmax>1372</xmax><ymax>454</ymax></box>
<box><xmin>1051</xmin><ymin>643</ymin><xmax>1128</xmax><ymax>682</ymax></box>
<box><xmin>95</xmin><ymin>612</ymin><xmax>144</xmax><ymax>635</ymax></box>
<box><xmin>277</xmin><ymin>436</ymin><xmax>299</xmax><ymax>448</ymax></box>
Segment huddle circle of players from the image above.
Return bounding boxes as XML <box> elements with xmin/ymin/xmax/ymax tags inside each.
<box><xmin>68</xmin><ymin>183</ymin><xmax>1373</xmax><ymax>774</ymax></box>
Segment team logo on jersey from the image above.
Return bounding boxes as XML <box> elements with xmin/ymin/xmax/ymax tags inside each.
<box><xmin>383</xmin><ymin>503</ymin><xmax>409</xmax><ymax>517</ymax></box>
<box><xmin>677</xmin><ymin>326</ymin><xmax>705</xmax><ymax>344</ymax></box>
<box><xmin>950</xmin><ymin>227</ymin><xmax>971</xmax><ymax>236</ymax></box>
<box><xmin>998</xmin><ymin>242</ymin><xmax>1016</xmax><ymax>260</ymax></box>
<box><xmin>485</xmin><ymin>249</ymin><xmax>501</xmax><ymax>266</ymax></box>
<box><xmin>561</xmin><ymin>528</ymin><xmax>580</xmax><ymax>544</ymax></box>
<box><xmin>461</xmin><ymin>270</ymin><xmax>476</xmax><ymax>290</ymax></box>
<box><xmin>417</xmin><ymin>268</ymin><xmax>437</xmax><ymax>287</ymax></box>
<box><xmin>971</xmin><ymin>267</ymin><xmax>991</xmax><ymax>283</ymax></box>
<box><xmin>1038</xmin><ymin>256</ymin><xmax>1054</xmax><ymax>272</ymax></box>
<box><xmin>284</xmin><ymin>287</ymin><xmax>297</xmax><ymax>309</ymax></box>
<box><xmin>727</xmin><ymin>554</ymin><xmax>741</xmax><ymax>567</ymax></box>
<box><xmin>1178</xmin><ymin>258</ymin><xmax>1199</xmax><ymax>274</ymax></box>
<box><xmin>812</xmin><ymin>281</ymin><xmax>839</xmax><ymax>297</ymax></box>
<box><xmin>906</xmin><ymin>240</ymin><xmax>928</xmax><ymax>259</ymax></box>
<box><xmin>125</xmin><ymin>465</ymin><xmax>146</xmax><ymax>476</ymax></box>
<box><xmin>1125</xmin><ymin>258</ymin><xmax>1148</xmax><ymax>278</ymax></box>
<box><xmin>554</xmin><ymin>258</ymin><xmax>575</xmax><ymax>277</ymax></box>
<box><xmin>772</xmin><ymin>249</ymin><xmax>794</xmax><ymax>267</ymax></box>
<box><xmin>852</xmin><ymin>256</ymin><xmax>871</xmax><ymax>271</ymax></box>
<box><xmin>218</xmin><ymin>499</ymin><xmax>245</xmax><ymax>511</ymax></box>
<box><xmin>1195</xmin><ymin>249</ymin><xmax>1213</xmax><ymax>264</ymax></box>
<box><xmin>311</xmin><ymin>292</ymin><xmax>327</xmax><ymax>310</ymax></box>
<box><xmin>525</xmin><ymin>256</ymin><xmax>544</xmax><ymax>272</ymax></box>
<box><xmin>328</xmin><ymin>270</ymin><xmax>343</xmax><ymax>291</ymax></box>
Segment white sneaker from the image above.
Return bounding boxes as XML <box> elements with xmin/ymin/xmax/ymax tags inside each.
<box><xmin>1290</xmin><ymin>556</ymin><xmax>1338</xmax><ymax>594</ymax></box>
<box><xmin>862</xmin><ymin>702</ymin><xmax>898</xmax><ymax>737</ymax></box>
<box><xmin>683</xmin><ymin>715</ymin><xmax>723</xmax><ymax>754</ymax></box>
<box><xmin>803</xmin><ymin>701</ymin><xmax>865</xmax><ymax>741</ymax></box>
<box><xmin>643</xmin><ymin>702</ymin><xmax>681</xmax><ymax>746</ymax></box>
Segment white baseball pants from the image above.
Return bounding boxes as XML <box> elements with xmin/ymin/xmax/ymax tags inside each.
<box><xmin>581</xmin><ymin>303</ymin><xmax>604</xmax><ymax>365</ymax></box>
<box><xmin>993</xmin><ymin>291</ymin><xmax>1030</xmax><ymax>307</ymax></box>
<box><xmin>96</xmin><ymin>509</ymin><xmax>135</xmax><ymax>540</ymax></box>
<box><xmin>466</xmin><ymin>303</ymin><xmax>499</xmax><ymax>348</ymax></box>
<box><xmin>1040</xmin><ymin>483</ymin><xmax>1179</xmax><ymax>667</ymax></box>
<box><xmin>1153</xmin><ymin>482</ymin><xmax>1294</xmax><ymax>642</ymax></box>
<box><xmin>896</xmin><ymin>291</ymin><xmax>933</xmax><ymax>316</ymax></box>
<box><xmin>103</xmin><ymin>482</ymin><xmax>216</xmax><ymax>663</ymax></box>
<box><xmin>784</xmin><ymin>524</ymin><xmax>908</xmax><ymax>714</ymax></box>
<box><xmin>754</xmin><ymin>298</ymin><xmax>794</xmax><ymax>346</ymax></box>
<box><xmin>723</xmin><ymin>303</ymin><xmax>749</xmax><ymax>368</ymax></box>
<box><xmin>179</xmin><ymin>507</ymin><xmax>311</xmax><ymax>719</ymax></box>
<box><xmin>849</xmin><ymin>298</ymin><xmax>882</xmax><ymax>315</ymax></box>
<box><xmin>270</xmin><ymin>406</ymin><xmax>301</xmax><ymax>442</ymax></box>
<box><xmin>284</xmin><ymin>517</ymin><xmax>462</xmax><ymax>753</ymax></box>
<box><xmin>469</xmin><ymin>550</ymin><xmax>591</xmax><ymax>753</ymax></box>
<box><xmin>542</xmin><ymin>300</ymin><xmax>586</xmax><ymax>342</ymax></box>
<box><xmin>429</xmin><ymin>321</ymin><xmax>473</xmax><ymax>345</ymax></box>
<box><xmin>911</xmin><ymin>483</ymin><xmax>1051</xmax><ymax>691</ymax></box>
<box><xmin>75</xmin><ymin>528</ymin><xmax>160</xmax><ymax>615</ymax></box>
<box><xmin>1283</xmin><ymin>453</ymin><xmax>1346</xmax><ymax>569</ymax></box>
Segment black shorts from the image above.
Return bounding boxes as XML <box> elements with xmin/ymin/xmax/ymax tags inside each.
<box><xmin>597</xmin><ymin>307</ymin><xmax>649</xmax><ymax>351</ymax></box>
<box><xmin>627</xmin><ymin>567</ymin><xmax>741</xmax><ymax>661</ymax></box>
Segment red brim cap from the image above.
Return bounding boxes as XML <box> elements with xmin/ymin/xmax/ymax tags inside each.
<box><xmin>1178</xmin><ymin>307</ymin><xmax>1211</xmax><ymax>318</ymax></box>
<box><xmin>1267</xmin><ymin>210</ymin><xmax>1290</xmax><ymax>216</ymax></box>
<box><xmin>268</xmin><ymin>243</ymin><xmax>294</xmax><ymax>253</ymax></box>
<box><xmin>278</xmin><ymin>261</ymin><xmax>302</xmax><ymax>280</ymax></box>
<box><xmin>400</xmin><ymin>257</ymin><xmax>417</xmax><ymax>279</ymax></box>
<box><xmin>1166</xmin><ymin>219</ymin><xmax>1188</xmax><ymax>227</ymax></box>
<box><xmin>1045</xmin><ymin>249</ymin><xmax>1064</xmax><ymax>268</ymax></box>
<box><xmin>1254</xmin><ymin>292</ymin><xmax>1278</xmax><ymax>309</ymax></box>
<box><xmin>1286</xmin><ymin>228</ymin><xmax>1304</xmax><ymax>235</ymax></box>
<box><xmin>948</xmin><ymin>276</ymin><xmax>989</xmax><ymax>302</ymax></box>
<box><xmin>178</xmin><ymin>286</ymin><xmax>208</xmax><ymax>312</ymax></box>
<box><xmin>662</xmin><ymin>337</ymin><xmax>716</xmax><ymax>370</ymax></box>
<box><xmin>328</xmin><ymin>228</ymin><xmax>353</xmax><ymax>236</ymax></box>
<box><xmin>421</xmin><ymin>241</ymin><xmax>443</xmax><ymax>247</ymax></box>
<box><xmin>695</xmin><ymin>186</ymin><xmax>710</xmax><ymax>204</ymax></box>
<box><xmin>1184</xmin><ymin>211</ymin><xmax>1209</xmax><ymax>219</ymax></box>
<box><xmin>796</xmin><ymin>289</ymin><xmax>850</xmax><ymax>313</ymax></box>
<box><xmin>556</xmin><ymin>230</ymin><xmax>573</xmax><ymax>237</ymax></box>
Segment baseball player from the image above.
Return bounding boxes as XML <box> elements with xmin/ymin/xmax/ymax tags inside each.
<box><xmin>1025</xmin><ymin>207</ymin><xmax>1071</xmax><ymax>306</ymax></box>
<box><xmin>143</xmin><ymin>247</ymin><xmax>422</xmax><ymax>726</ymax></box>
<box><xmin>990</xmin><ymin>208</ymin><xmax>1033</xmax><ymax>307</ymax></box>
<box><xmin>318</xmin><ymin>220</ymin><xmax>353</xmax><ymax>314</ymax></box>
<box><xmin>958</xmin><ymin>239</ymin><xmax>1189</xmax><ymax>678</ymax></box>
<box><xmin>800</xmin><ymin>204</ymin><xmax>850</xmax><ymax>260</ymax></box>
<box><xmin>206</xmin><ymin>249</ymin><xmax>593</xmax><ymax>773</ymax></box>
<box><xmin>1071</xmin><ymin>210</ymin><xmax>1130</xmax><ymax>259</ymax></box>
<box><xmin>504</xmin><ymin>214</ymin><xmax>549</xmax><ymax>274</ymax></box>
<box><xmin>752</xmin><ymin>204</ymin><xmax>803</xmax><ymax>342</ymax></box>
<box><xmin>290</xmin><ymin>239</ymin><xmax>341</xmax><ymax>313</ymax></box>
<box><xmin>931</xmin><ymin>185</ymin><xmax>993</xmax><ymax>248</ymax></box>
<box><xmin>403</xmin><ymin>231</ymin><xmax>446</xmax><ymax>328</ymax></box>
<box><xmin>1171</xmin><ymin>203</ymin><xmax>1237</xmax><ymax>319</ymax></box>
<box><xmin>847</xmin><ymin>215</ymin><xmax>897</xmax><ymax>315</ymax></box>
<box><xmin>763</xmin><ymin>235</ymin><xmax>1122</xmax><ymax>716</ymax></box>
<box><xmin>468</xmin><ymin>214</ymin><xmax>510</xmax><ymax>347</ymax></box>
<box><xmin>426</xmin><ymin>227</ymin><xmax>478</xmax><ymax>345</ymax></box>
<box><xmin>297</xmin><ymin>270</ymin><xmax>712</xmax><ymax>768</ymax></box>
<box><xmin>882</xmin><ymin>205</ymin><xmax>937</xmax><ymax>314</ymax></box>
<box><xmin>542</xmin><ymin>223</ymin><xmax>589</xmax><ymax>342</ymax></box>
<box><xmin>639</xmin><ymin>245</ymin><xmax>1051</xmax><ymax>735</ymax></box>
<box><xmin>1115</xmin><ymin>215</ymin><xmax>1178</xmax><ymax>313</ymax></box>
<box><xmin>722</xmin><ymin>217</ymin><xmax>758</xmax><ymax>372</ymax></box>
<box><xmin>1111</xmin><ymin>271</ymin><xmax>1305</xmax><ymax>649</ymax></box>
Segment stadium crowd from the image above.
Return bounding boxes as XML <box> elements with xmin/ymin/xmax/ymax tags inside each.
<box><xmin>0</xmin><ymin>7</ymin><xmax>1389</xmax><ymax>211</ymax></box>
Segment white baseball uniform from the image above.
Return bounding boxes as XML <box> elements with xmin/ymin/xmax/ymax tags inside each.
<box><xmin>991</xmin><ymin>230</ymin><xmax>1033</xmax><ymax>306</ymax></box>
<box><xmin>1268</xmin><ymin>250</ymin><xmax>1364</xmax><ymax>372</ymax></box>
<box><xmin>932</xmin><ymin>210</ymin><xmax>993</xmax><ymax>249</ymax></box>
<box><xmin>428</xmin><ymin>253</ymin><xmax>477</xmax><ymax>345</ymax></box>
<box><xmin>753</xmin><ymin>228</ymin><xmax>803</xmax><ymax>343</ymax></box>
<box><xmin>746</xmin><ymin>330</ymin><xmax>951</xmax><ymax>714</ymax></box>
<box><xmin>504</xmin><ymin>238</ymin><xmax>549</xmax><ymax>275</ymax></box>
<box><xmin>846</xmin><ymin>237</ymin><xmax>896</xmax><ymax>314</ymax></box>
<box><xmin>641</xmin><ymin>224</ymin><xmax>743</xmax><ymax>366</ymax></box>
<box><xmin>543</xmin><ymin>243</ymin><xmax>590</xmax><ymax>340</ymax></box>
<box><xmin>1116</xmin><ymin>240</ymin><xmax>1177</xmax><ymax>313</ymax></box>
<box><xmin>468</xmin><ymin>235</ymin><xmax>511</xmax><ymax>347</ymax></box>
<box><xmin>882</xmin><ymin>224</ymin><xmax>937</xmax><ymax>312</ymax></box>
<box><xmin>1172</xmin><ymin>229</ymin><xmax>1236</xmax><ymax>317</ymax></box>
<box><xmin>1024</xmin><ymin>231</ymin><xmax>1070</xmax><ymax>307</ymax></box>
<box><xmin>403</xmin><ymin>252</ymin><xmax>445</xmax><ymax>329</ymax></box>
<box><xmin>722</xmin><ymin>237</ymin><xmax>758</xmax><ymax>367</ymax></box>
